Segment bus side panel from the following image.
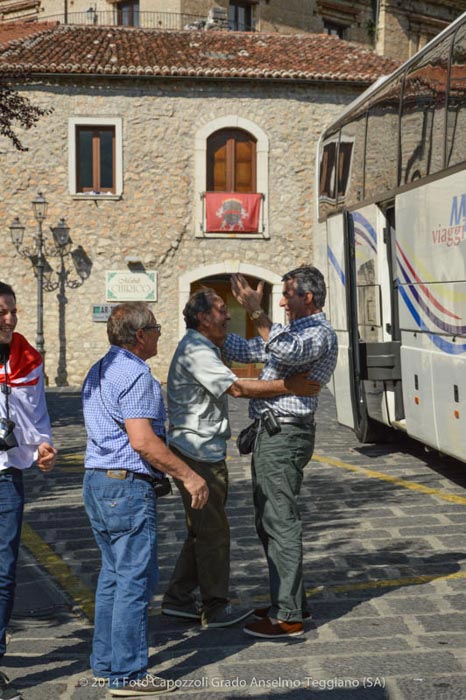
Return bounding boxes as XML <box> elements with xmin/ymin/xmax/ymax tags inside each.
<box><xmin>432</xmin><ymin>344</ymin><xmax>466</xmax><ymax>460</ymax></box>
<box><xmin>327</xmin><ymin>214</ymin><xmax>354</xmax><ymax>428</ymax></box>
<box><xmin>399</xmin><ymin>282</ymin><xmax>466</xmax><ymax>459</ymax></box>
<box><xmin>396</xmin><ymin>172</ymin><xmax>466</xmax><ymax>460</ymax></box>
<box><xmin>399</xmin><ymin>335</ymin><xmax>438</xmax><ymax>451</ymax></box>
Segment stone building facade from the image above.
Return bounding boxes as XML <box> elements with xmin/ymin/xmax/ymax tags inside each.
<box><xmin>0</xmin><ymin>24</ymin><xmax>397</xmax><ymax>385</ymax></box>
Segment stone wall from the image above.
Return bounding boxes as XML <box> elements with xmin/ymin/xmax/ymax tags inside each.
<box><xmin>0</xmin><ymin>77</ymin><xmax>360</xmax><ymax>385</ymax></box>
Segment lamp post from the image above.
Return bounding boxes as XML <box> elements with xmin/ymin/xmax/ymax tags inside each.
<box><xmin>9</xmin><ymin>192</ymin><xmax>92</xmax><ymax>385</ymax></box>
<box><xmin>9</xmin><ymin>192</ymin><xmax>51</xmax><ymax>360</ymax></box>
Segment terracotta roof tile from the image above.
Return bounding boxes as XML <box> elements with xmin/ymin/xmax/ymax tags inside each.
<box><xmin>0</xmin><ymin>23</ymin><xmax>400</xmax><ymax>83</ymax></box>
<box><xmin>0</xmin><ymin>20</ymin><xmax>58</xmax><ymax>48</ymax></box>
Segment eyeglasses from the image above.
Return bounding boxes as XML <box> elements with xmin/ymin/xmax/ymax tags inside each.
<box><xmin>142</xmin><ymin>324</ymin><xmax>161</xmax><ymax>333</ymax></box>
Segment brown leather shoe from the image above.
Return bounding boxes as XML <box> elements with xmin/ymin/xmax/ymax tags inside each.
<box><xmin>253</xmin><ymin>606</ymin><xmax>311</xmax><ymax>620</ymax></box>
<box><xmin>243</xmin><ymin>617</ymin><xmax>304</xmax><ymax>638</ymax></box>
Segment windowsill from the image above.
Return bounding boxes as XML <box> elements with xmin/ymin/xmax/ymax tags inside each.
<box><xmin>71</xmin><ymin>193</ymin><xmax>122</xmax><ymax>201</ymax></box>
<box><xmin>195</xmin><ymin>230</ymin><xmax>269</xmax><ymax>239</ymax></box>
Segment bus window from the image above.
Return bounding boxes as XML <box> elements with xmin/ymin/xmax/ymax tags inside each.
<box><xmin>365</xmin><ymin>75</ymin><xmax>402</xmax><ymax>200</ymax></box>
<box><xmin>400</xmin><ymin>35</ymin><xmax>450</xmax><ymax>184</ymax></box>
<box><xmin>446</xmin><ymin>23</ymin><xmax>466</xmax><ymax>168</ymax></box>
<box><xmin>318</xmin><ymin>133</ymin><xmax>338</xmax><ymax>219</ymax></box>
<box><xmin>339</xmin><ymin>109</ymin><xmax>366</xmax><ymax>208</ymax></box>
<box><xmin>337</xmin><ymin>140</ymin><xmax>353</xmax><ymax>199</ymax></box>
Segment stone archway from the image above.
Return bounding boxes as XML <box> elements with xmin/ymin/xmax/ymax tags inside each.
<box><xmin>178</xmin><ymin>262</ymin><xmax>283</xmax><ymax>377</ymax></box>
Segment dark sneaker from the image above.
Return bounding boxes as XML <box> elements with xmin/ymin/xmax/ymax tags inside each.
<box><xmin>243</xmin><ymin>618</ymin><xmax>304</xmax><ymax>638</ymax></box>
<box><xmin>202</xmin><ymin>604</ymin><xmax>254</xmax><ymax>629</ymax></box>
<box><xmin>108</xmin><ymin>673</ymin><xmax>174</xmax><ymax>696</ymax></box>
<box><xmin>253</xmin><ymin>606</ymin><xmax>311</xmax><ymax>620</ymax></box>
<box><xmin>161</xmin><ymin>602</ymin><xmax>201</xmax><ymax>621</ymax></box>
<box><xmin>0</xmin><ymin>672</ymin><xmax>22</xmax><ymax>700</ymax></box>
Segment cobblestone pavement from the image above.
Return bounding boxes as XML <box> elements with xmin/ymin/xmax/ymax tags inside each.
<box><xmin>3</xmin><ymin>388</ymin><xmax>466</xmax><ymax>700</ymax></box>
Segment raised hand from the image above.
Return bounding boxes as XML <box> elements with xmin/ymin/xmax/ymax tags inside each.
<box><xmin>231</xmin><ymin>273</ymin><xmax>264</xmax><ymax>313</ymax></box>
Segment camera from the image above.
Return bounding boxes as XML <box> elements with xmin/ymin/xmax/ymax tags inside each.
<box><xmin>0</xmin><ymin>417</ymin><xmax>18</xmax><ymax>451</ymax></box>
<box><xmin>261</xmin><ymin>409</ymin><xmax>281</xmax><ymax>436</ymax></box>
<box><xmin>153</xmin><ymin>475</ymin><xmax>172</xmax><ymax>498</ymax></box>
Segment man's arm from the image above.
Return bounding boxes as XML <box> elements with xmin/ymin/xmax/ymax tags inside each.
<box><xmin>125</xmin><ymin>418</ymin><xmax>209</xmax><ymax>510</ymax></box>
<box><xmin>222</xmin><ymin>332</ymin><xmax>267</xmax><ymax>366</ymax></box>
<box><xmin>227</xmin><ymin>374</ymin><xmax>321</xmax><ymax>399</ymax></box>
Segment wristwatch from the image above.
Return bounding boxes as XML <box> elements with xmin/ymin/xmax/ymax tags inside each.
<box><xmin>249</xmin><ymin>309</ymin><xmax>263</xmax><ymax>320</ymax></box>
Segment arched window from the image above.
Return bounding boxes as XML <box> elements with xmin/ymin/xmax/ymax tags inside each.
<box><xmin>194</xmin><ymin>116</ymin><xmax>269</xmax><ymax>238</ymax></box>
<box><xmin>207</xmin><ymin>128</ymin><xmax>257</xmax><ymax>193</ymax></box>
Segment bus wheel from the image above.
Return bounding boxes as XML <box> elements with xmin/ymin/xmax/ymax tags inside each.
<box><xmin>355</xmin><ymin>395</ymin><xmax>391</xmax><ymax>444</ymax></box>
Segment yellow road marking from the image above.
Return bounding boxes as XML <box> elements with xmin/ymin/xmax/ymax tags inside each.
<box><xmin>306</xmin><ymin>570</ymin><xmax>466</xmax><ymax>596</ymax></box>
<box><xmin>55</xmin><ymin>453</ymin><xmax>84</xmax><ymax>472</ymax></box>
<box><xmin>313</xmin><ymin>454</ymin><xmax>466</xmax><ymax>505</ymax></box>
<box><xmin>56</xmin><ymin>453</ymin><xmax>84</xmax><ymax>463</ymax></box>
<box><xmin>244</xmin><ymin>570</ymin><xmax>466</xmax><ymax>605</ymax></box>
<box><xmin>21</xmin><ymin>522</ymin><xmax>95</xmax><ymax>621</ymax></box>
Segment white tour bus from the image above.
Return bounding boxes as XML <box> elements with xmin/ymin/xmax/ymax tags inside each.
<box><xmin>316</xmin><ymin>12</ymin><xmax>466</xmax><ymax>463</ymax></box>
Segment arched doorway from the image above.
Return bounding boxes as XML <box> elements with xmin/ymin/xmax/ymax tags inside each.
<box><xmin>191</xmin><ymin>274</ymin><xmax>271</xmax><ymax>378</ymax></box>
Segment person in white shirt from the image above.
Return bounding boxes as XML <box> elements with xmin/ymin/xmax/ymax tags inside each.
<box><xmin>0</xmin><ymin>281</ymin><xmax>56</xmax><ymax>700</ymax></box>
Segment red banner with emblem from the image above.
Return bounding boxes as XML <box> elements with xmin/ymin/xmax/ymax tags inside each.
<box><xmin>205</xmin><ymin>192</ymin><xmax>262</xmax><ymax>233</ymax></box>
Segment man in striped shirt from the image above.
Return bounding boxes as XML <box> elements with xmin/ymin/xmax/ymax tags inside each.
<box><xmin>224</xmin><ymin>266</ymin><xmax>338</xmax><ymax>639</ymax></box>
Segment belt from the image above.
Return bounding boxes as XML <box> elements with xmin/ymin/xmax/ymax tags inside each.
<box><xmin>256</xmin><ymin>415</ymin><xmax>315</xmax><ymax>430</ymax></box>
<box><xmin>90</xmin><ymin>469</ymin><xmax>155</xmax><ymax>484</ymax></box>
<box><xmin>1</xmin><ymin>467</ymin><xmax>22</xmax><ymax>475</ymax></box>
<box><xmin>275</xmin><ymin>416</ymin><xmax>315</xmax><ymax>428</ymax></box>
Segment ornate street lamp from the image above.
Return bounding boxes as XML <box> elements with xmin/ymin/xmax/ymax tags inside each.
<box><xmin>8</xmin><ymin>192</ymin><xmax>92</xmax><ymax>385</ymax></box>
<box><xmin>9</xmin><ymin>192</ymin><xmax>50</xmax><ymax>360</ymax></box>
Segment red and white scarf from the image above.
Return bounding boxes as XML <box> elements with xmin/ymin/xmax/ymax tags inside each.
<box><xmin>0</xmin><ymin>332</ymin><xmax>42</xmax><ymax>387</ymax></box>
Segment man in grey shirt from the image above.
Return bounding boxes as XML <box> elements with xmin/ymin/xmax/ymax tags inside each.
<box><xmin>162</xmin><ymin>288</ymin><xmax>318</xmax><ymax>628</ymax></box>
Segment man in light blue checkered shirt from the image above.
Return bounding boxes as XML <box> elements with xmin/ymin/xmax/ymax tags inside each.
<box><xmin>223</xmin><ymin>266</ymin><xmax>338</xmax><ymax>640</ymax></box>
<box><xmin>82</xmin><ymin>302</ymin><xmax>208</xmax><ymax>696</ymax></box>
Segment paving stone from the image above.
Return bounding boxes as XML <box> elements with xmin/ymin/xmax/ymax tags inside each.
<box><xmin>329</xmin><ymin>617</ymin><xmax>410</xmax><ymax>639</ymax></box>
<box><xmin>394</xmin><ymin>676</ymin><xmax>466</xmax><ymax>700</ymax></box>
<box><xmin>320</xmin><ymin>651</ymin><xmax>462</xmax><ymax>677</ymax></box>
<box><xmin>413</xmin><ymin>634</ymin><xmax>466</xmax><ymax>649</ymax></box>
<box><xmin>416</xmin><ymin>613</ymin><xmax>466</xmax><ymax>633</ymax></box>
<box><xmin>378</xmin><ymin>597</ymin><xmax>440</xmax><ymax>614</ymax></box>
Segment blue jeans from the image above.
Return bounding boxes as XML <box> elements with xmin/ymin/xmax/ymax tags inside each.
<box><xmin>83</xmin><ymin>470</ymin><xmax>158</xmax><ymax>687</ymax></box>
<box><xmin>0</xmin><ymin>469</ymin><xmax>24</xmax><ymax>660</ymax></box>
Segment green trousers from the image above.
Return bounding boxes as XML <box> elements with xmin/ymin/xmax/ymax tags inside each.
<box><xmin>252</xmin><ymin>422</ymin><xmax>315</xmax><ymax>622</ymax></box>
<box><xmin>162</xmin><ymin>447</ymin><xmax>230</xmax><ymax>620</ymax></box>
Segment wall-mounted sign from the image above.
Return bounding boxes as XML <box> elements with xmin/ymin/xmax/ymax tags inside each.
<box><xmin>92</xmin><ymin>304</ymin><xmax>117</xmax><ymax>323</ymax></box>
<box><xmin>106</xmin><ymin>271</ymin><xmax>157</xmax><ymax>302</ymax></box>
